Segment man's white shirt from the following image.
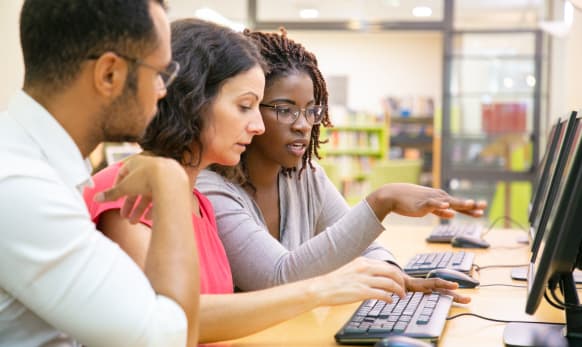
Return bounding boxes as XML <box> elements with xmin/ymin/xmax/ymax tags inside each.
<box><xmin>0</xmin><ymin>91</ymin><xmax>187</xmax><ymax>347</ymax></box>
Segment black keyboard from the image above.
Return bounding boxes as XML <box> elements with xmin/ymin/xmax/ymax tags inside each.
<box><xmin>425</xmin><ymin>223</ymin><xmax>484</xmax><ymax>243</ymax></box>
<box><xmin>403</xmin><ymin>251</ymin><xmax>474</xmax><ymax>277</ymax></box>
<box><xmin>334</xmin><ymin>292</ymin><xmax>452</xmax><ymax>345</ymax></box>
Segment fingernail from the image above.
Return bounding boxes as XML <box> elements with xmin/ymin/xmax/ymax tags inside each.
<box><xmin>94</xmin><ymin>192</ymin><xmax>104</xmax><ymax>202</ymax></box>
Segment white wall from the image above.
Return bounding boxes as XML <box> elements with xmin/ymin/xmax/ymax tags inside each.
<box><xmin>287</xmin><ymin>30</ymin><xmax>443</xmax><ymax>115</ymax></box>
<box><xmin>3</xmin><ymin>1</ymin><xmax>580</xmax><ymax>125</ymax></box>
<box><xmin>0</xmin><ymin>0</ymin><xmax>24</xmax><ymax>110</ymax></box>
<box><xmin>548</xmin><ymin>6</ymin><xmax>582</xmax><ymax>125</ymax></box>
<box><xmin>564</xmin><ymin>10</ymin><xmax>582</xmax><ymax>113</ymax></box>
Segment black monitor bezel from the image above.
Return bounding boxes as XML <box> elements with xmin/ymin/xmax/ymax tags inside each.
<box><xmin>527</xmin><ymin>118</ymin><xmax>561</xmax><ymax>226</ymax></box>
<box><xmin>526</xmin><ymin>113</ymin><xmax>582</xmax><ymax>315</ymax></box>
<box><xmin>529</xmin><ymin>111</ymin><xmax>579</xmax><ymax>259</ymax></box>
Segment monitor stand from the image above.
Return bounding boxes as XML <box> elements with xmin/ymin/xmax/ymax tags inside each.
<box><xmin>504</xmin><ymin>274</ymin><xmax>582</xmax><ymax>346</ymax></box>
<box><xmin>511</xmin><ymin>267</ymin><xmax>582</xmax><ymax>283</ymax></box>
<box><xmin>504</xmin><ymin>322</ymin><xmax>568</xmax><ymax>347</ymax></box>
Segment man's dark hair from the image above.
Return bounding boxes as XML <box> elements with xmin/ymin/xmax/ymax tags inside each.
<box><xmin>139</xmin><ymin>18</ymin><xmax>265</xmax><ymax>166</ymax></box>
<box><xmin>20</xmin><ymin>0</ymin><xmax>165</xmax><ymax>91</ymax></box>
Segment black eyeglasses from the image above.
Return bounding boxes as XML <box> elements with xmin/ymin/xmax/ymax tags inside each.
<box><xmin>259</xmin><ymin>104</ymin><xmax>326</xmax><ymax>125</ymax></box>
<box><xmin>87</xmin><ymin>52</ymin><xmax>180</xmax><ymax>90</ymax></box>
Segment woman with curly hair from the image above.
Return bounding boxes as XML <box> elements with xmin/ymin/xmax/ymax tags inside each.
<box><xmin>84</xmin><ymin>19</ymin><xmax>471</xmax><ymax>343</ymax></box>
<box><xmin>197</xmin><ymin>28</ymin><xmax>486</xmax><ymax>293</ymax></box>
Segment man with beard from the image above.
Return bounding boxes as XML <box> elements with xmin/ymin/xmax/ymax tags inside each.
<box><xmin>0</xmin><ymin>1</ymin><xmax>199</xmax><ymax>346</ymax></box>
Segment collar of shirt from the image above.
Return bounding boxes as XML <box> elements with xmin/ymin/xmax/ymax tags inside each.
<box><xmin>7</xmin><ymin>91</ymin><xmax>93</xmax><ymax>190</ymax></box>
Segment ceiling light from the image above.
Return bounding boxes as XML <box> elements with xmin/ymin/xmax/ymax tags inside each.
<box><xmin>299</xmin><ymin>8</ymin><xmax>319</xmax><ymax>19</ymax></box>
<box><xmin>412</xmin><ymin>6</ymin><xmax>432</xmax><ymax>17</ymax></box>
<box><xmin>384</xmin><ymin>0</ymin><xmax>400</xmax><ymax>7</ymax></box>
<box><xmin>526</xmin><ymin>75</ymin><xmax>536</xmax><ymax>87</ymax></box>
<box><xmin>194</xmin><ymin>7</ymin><xmax>245</xmax><ymax>32</ymax></box>
<box><xmin>538</xmin><ymin>1</ymin><xmax>575</xmax><ymax>37</ymax></box>
<box><xmin>565</xmin><ymin>1</ymin><xmax>574</xmax><ymax>27</ymax></box>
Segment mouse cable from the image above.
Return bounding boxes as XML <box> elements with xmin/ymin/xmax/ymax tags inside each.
<box><xmin>477</xmin><ymin>283</ymin><xmax>582</xmax><ymax>289</ymax></box>
<box><xmin>472</xmin><ymin>263</ymin><xmax>529</xmax><ymax>272</ymax></box>
<box><xmin>481</xmin><ymin>215</ymin><xmax>528</xmax><ymax>237</ymax></box>
<box><xmin>478</xmin><ymin>283</ymin><xmax>527</xmax><ymax>288</ymax></box>
<box><xmin>445</xmin><ymin>312</ymin><xmax>563</xmax><ymax>325</ymax></box>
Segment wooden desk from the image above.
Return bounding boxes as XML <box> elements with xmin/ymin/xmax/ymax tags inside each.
<box><xmin>203</xmin><ymin>226</ymin><xmax>565</xmax><ymax>347</ymax></box>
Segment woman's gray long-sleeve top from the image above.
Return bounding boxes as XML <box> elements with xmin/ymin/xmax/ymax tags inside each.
<box><xmin>196</xmin><ymin>162</ymin><xmax>397</xmax><ymax>291</ymax></box>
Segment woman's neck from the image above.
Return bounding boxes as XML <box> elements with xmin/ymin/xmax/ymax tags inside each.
<box><xmin>245</xmin><ymin>151</ymin><xmax>282</xmax><ymax>191</ymax></box>
<box><xmin>184</xmin><ymin>165</ymin><xmax>202</xmax><ymax>191</ymax></box>
<box><xmin>184</xmin><ymin>164</ymin><xmax>203</xmax><ymax>217</ymax></box>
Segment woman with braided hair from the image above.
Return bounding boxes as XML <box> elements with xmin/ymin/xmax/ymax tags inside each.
<box><xmin>84</xmin><ymin>19</ymin><xmax>470</xmax><ymax>343</ymax></box>
<box><xmin>197</xmin><ymin>28</ymin><xmax>486</xmax><ymax>293</ymax></box>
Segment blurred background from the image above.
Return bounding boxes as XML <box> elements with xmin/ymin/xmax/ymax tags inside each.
<box><xmin>2</xmin><ymin>0</ymin><xmax>581</xmax><ymax>227</ymax></box>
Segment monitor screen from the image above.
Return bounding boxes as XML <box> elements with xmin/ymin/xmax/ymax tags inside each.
<box><xmin>529</xmin><ymin>111</ymin><xmax>578</xmax><ymax>258</ymax></box>
<box><xmin>526</xmin><ymin>114</ymin><xmax>582</xmax><ymax>316</ymax></box>
<box><xmin>527</xmin><ymin>118</ymin><xmax>561</xmax><ymax>225</ymax></box>
<box><xmin>503</xmin><ymin>113</ymin><xmax>582</xmax><ymax>347</ymax></box>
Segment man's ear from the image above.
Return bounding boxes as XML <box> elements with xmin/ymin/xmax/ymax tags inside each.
<box><xmin>91</xmin><ymin>52</ymin><xmax>128</xmax><ymax>97</ymax></box>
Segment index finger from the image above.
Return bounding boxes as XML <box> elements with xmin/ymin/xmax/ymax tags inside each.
<box><xmin>94</xmin><ymin>172</ymin><xmax>134</xmax><ymax>203</ymax></box>
<box><xmin>435</xmin><ymin>289</ymin><xmax>471</xmax><ymax>304</ymax></box>
<box><xmin>112</xmin><ymin>161</ymin><xmax>130</xmax><ymax>186</ymax></box>
<box><xmin>458</xmin><ymin>209</ymin><xmax>484</xmax><ymax>218</ymax></box>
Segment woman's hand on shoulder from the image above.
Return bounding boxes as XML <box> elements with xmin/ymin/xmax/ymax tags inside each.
<box><xmin>308</xmin><ymin>257</ymin><xmax>407</xmax><ymax>306</ymax></box>
<box><xmin>95</xmin><ymin>154</ymin><xmax>189</xmax><ymax>223</ymax></box>
<box><xmin>367</xmin><ymin>183</ymin><xmax>487</xmax><ymax>220</ymax></box>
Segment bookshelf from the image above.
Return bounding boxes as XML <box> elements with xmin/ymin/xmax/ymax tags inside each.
<box><xmin>387</xmin><ymin>115</ymin><xmax>437</xmax><ymax>187</ymax></box>
<box><xmin>319</xmin><ymin>124</ymin><xmax>387</xmax><ymax>204</ymax></box>
<box><xmin>383</xmin><ymin>96</ymin><xmax>439</xmax><ymax>188</ymax></box>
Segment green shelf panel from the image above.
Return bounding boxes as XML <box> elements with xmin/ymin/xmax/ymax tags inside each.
<box><xmin>327</xmin><ymin>124</ymin><xmax>385</xmax><ymax>131</ymax></box>
<box><xmin>321</xmin><ymin>149</ymin><xmax>384</xmax><ymax>157</ymax></box>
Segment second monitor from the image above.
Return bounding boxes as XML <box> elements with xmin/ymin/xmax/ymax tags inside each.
<box><xmin>504</xmin><ymin>112</ymin><xmax>582</xmax><ymax>347</ymax></box>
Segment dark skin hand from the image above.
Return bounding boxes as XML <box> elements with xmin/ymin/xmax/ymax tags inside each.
<box><xmin>362</xmin><ymin>182</ymin><xmax>480</xmax><ymax>304</ymax></box>
<box><xmin>404</xmin><ymin>272</ymin><xmax>471</xmax><ymax>304</ymax></box>
<box><xmin>379</xmin><ymin>263</ymin><xmax>471</xmax><ymax>304</ymax></box>
<box><xmin>366</xmin><ymin>183</ymin><xmax>487</xmax><ymax>221</ymax></box>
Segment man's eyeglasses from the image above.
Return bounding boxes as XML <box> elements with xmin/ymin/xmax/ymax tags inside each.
<box><xmin>259</xmin><ymin>104</ymin><xmax>326</xmax><ymax>125</ymax></box>
<box><xmin>87</xmin><ymin>52</ymin><xmax>180</xmax><ymax>90</ymax></box>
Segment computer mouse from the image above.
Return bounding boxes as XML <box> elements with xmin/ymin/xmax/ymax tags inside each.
<box><xmin>451</xmin><ymin>234</ymin><xmax>490</xmax><ymax>249</ymax></box>
<box><xmin>426</xmin><ymin>268</ymin><xmax>480</xmax><ymax>288</ymax></box>
<box><xmin>374</xmin><ymin>335</ymin><xmax>433</xmax><ymax>347</ymax></box>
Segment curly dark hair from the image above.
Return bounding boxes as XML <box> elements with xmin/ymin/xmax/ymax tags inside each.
<box><xmin>210</xmin><ymin>28</ymin><xmax>332</xmax><ymax>188</ymax></box>
<box><xmin>138</xmin><ymin>18</ymin><xmax>265</xmax><ymax>166</ymax></box>
<box><xmin>20</xmin><ymin>0</ymin><xmax>165</xmax><ymax>92</ymax></box>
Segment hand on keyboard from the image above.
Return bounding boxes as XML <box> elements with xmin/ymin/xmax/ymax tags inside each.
<box><xmin>311</xmin><ymin>257</ymin><xmax>407</xmax><ymax>306</ymax></box>
<box><xmin>403</xmin><ymin>275</ymin><xmax>471</xmax><ymax>304</ymax></box>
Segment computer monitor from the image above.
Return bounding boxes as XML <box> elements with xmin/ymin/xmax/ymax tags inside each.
<box><xmin>529</xmin><ymin>111</ymin><xmax>578</xmax><ymax>258</ymax></box>
<box><xmin>504</xmin><ymin>113</ymin><xmax>582</xmax><ymax>347</ymax></box>
<box><xmin>527</xmin><ymin>118</ymin><xmax>562</xmax><ymax>226</ymax></box>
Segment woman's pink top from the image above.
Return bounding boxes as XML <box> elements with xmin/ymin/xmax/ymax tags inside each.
<box><xmin>83</xmin><ymin>162</ymin><xmax>233</xmax><ymax>294</ymax></box>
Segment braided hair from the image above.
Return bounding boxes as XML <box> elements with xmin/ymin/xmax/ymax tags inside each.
<box><xmin>211</xmin><ymin>28</ymin><xmax>332</xmax><ymax>189</ymax></box>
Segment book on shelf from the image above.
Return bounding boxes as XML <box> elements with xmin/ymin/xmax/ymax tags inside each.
<box><xmin>382</xmin><ymin>95</ymin><xmax>434</xmax><ymax>118</ymax></box>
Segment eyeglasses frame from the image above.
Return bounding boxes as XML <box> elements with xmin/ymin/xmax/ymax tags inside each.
<box><xmin>259</xmin><ymin>103</ymin><xmax>326</xmax><ymax>125</ymax></box>
<box><xmin>87</xmin><ymin>52</ymin><xmax>180</xmax><ymax>90</ymax></box>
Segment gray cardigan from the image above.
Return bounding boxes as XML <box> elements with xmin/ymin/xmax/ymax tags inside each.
<box><xmin>196</xmin><ymin>162</ymin><xmax>397</xmax><ymax>291</ymax></box>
